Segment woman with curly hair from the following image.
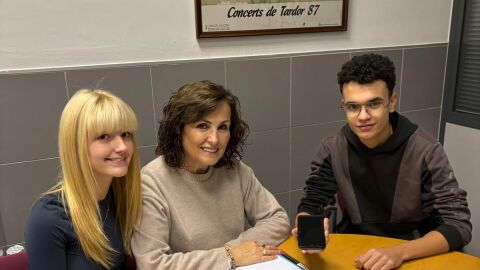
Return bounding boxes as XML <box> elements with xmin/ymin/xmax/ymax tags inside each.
<box><xmin>132</xmin><ymin>80</ymin><xmax>290</xmax><ymax>270</ymax></box>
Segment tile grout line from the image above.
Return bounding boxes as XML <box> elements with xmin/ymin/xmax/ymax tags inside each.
<box><xmin>437</xmin><ymin>47</ymin><xmax>449</xmax><ymax>139</ymax></box>
<box><xmin>399</xmin><ymin>48</ymin><xmax>405</xmax><ymax>111</ymax></box>
<box><xmin>224</xmin><ymin>61</ymin><xmax>227</xmax><ymax>87</ymax></box>
<box><xmin>288</xmin><ymin>56</ymin><xmax>293</xmax><ymax>217</ymax></box>
<box><xmin>250</xmin><ymin>119</ymin><xmax>347</xmax><ymax>135</ymax></box>
<box><xmin>0</xmin><ymin>157</ymin><xmax>59</xmax><ymax>166</ymax></box>
<box><xmin>1</xmin><ymin>145</ymin><xmax>158</xmax><ymax>166</ymax></box>
<box><xmin>149</xmin><ymin>67</ymin><xmax>158</xmax><ymax>143</ymax></box>
<box><xmin>402</xmin><ymin>107</ymin><xmax>441</xmax><ymax>114</ymax></box>
<box><xmin>291</xmin><ymin>120</ymin><xmax>346</xmax><ymax>129</ymax></box>
<box><xmin>64</xmin><ymin>71</ymin><xmax>70</xmax><ymax>99</ymax></box>
<box><xmin>138</xmin><ymin>144</ymin><xmax>157</xmax><ymax>149</ymax></box>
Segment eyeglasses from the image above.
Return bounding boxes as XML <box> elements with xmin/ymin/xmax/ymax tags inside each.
<box><xmin>341</xmin><ymin>99</ymin><xmax>391</xmax><ymax>117</ymax></box>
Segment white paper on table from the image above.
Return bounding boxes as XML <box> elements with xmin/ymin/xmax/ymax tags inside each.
<box><xmin>237</xmin><ymin>254</ymin><xmax>308</xmax><ymax>270</ymax></box>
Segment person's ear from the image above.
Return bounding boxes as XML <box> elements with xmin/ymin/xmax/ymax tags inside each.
<box><xmin>389</xmin><ymin>93</ymin><xmax>398</xmax><ymax>112</ymax></box>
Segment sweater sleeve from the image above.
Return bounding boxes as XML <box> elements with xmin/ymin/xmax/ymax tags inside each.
<box><xmin>297</xmin><ymin>141</ymin><xmax>338</xmax><ymax>215</ymax></box>
<box><xmin>131</xmin><ymin>170</ymin><xmax>231</xmax><ymax>270</ymax></box>
<box><xmin>226</xmin><ymin>164</ymin><xmax>290</xmax><ymax>247</ymax></box>
<box><xmin>421</xmin><ymin>142</ymin><xmax>472</xmax><ymax>251</ymax></box>
<box><xmin>24</xmin><ymin>197</ymin><xmax>67</xmax><ymax>270</ymax></box>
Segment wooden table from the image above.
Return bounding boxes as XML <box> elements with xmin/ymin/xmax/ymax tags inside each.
<box><xmin>279</xmin><ymin>234</ymin><xmax>480</xmax><ymax>270</ymax></box>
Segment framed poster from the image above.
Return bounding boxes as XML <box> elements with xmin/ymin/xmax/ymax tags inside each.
<box><xmin>195</xmin><ymin>0</ymin><xmax>348</xmax><ymax>38</ymax></box>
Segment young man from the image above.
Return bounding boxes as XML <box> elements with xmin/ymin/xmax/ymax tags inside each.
<box><xmin>295</xmin><ymin>54</ymin><xmax>471</xmax><ymax>270</ymax></box>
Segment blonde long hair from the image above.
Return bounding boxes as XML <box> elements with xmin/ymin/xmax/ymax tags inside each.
<box><xmin>48</xmin><ymin>89</ymin><xmax>142</xmax><ymax>268</ymax></box>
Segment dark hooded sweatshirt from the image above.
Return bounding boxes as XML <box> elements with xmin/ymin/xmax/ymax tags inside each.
<box><xmin>298</xmin><ymin>112</ymin><xmax>471</xmax><ymax>251</ymax></box>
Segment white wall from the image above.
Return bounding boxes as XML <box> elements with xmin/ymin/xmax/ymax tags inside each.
<box><xmin>444</xmin><ymin>123</ymin><xmax>480</xmax><ymax>257</ymax></box>
<box><xmin>0</xmin><ymin>0</ymin><xmax>452</xmax><ymax>72</ymax></box>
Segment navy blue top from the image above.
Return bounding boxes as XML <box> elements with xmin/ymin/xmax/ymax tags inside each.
<box><xmin>24</xmin><ymin>191</ymin><xmax>125</xmax><ymax>270</ymax></box>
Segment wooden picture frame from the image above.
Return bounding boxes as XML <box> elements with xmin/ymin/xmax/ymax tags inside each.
<box><xmin>195</xmin><ymin>0</ymin><xmax>348</xmax><ymax>38</ymax></box>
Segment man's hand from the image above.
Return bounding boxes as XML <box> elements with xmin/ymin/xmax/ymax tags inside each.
<box><xmin>292</xmin><ymin>212</ymin><xmax>330</xmax><ymax>254</ymax></box>
<box><xmin>355</xmin><ymin>231</ymin><xmax>449</xmax><ymax>269</ymax></box>
<box><xmin>354</xmin><ymin>246</ymin><xmax>405</xmax><ymax>270</ymax></box>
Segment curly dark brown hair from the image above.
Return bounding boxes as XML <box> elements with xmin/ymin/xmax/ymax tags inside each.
<box><xmin>156</xmin><ymin>80</ymin><xmax>249</xmax><ymax>169</ymax></box>
<box><xmin>337</xmin><ymin>53</ymin><xmax>396</xmax><ymax>96</ymax></box>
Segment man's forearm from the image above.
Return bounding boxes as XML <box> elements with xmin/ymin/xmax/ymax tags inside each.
<box><xmin>355</xmin><ymin>230</ymin><xmax>451</xmax><ymax>269</ymax></box>
<box><xmin>395</xmin><ymin>230</ymin><xmax>449</xmax><ymax>261</ymax></box>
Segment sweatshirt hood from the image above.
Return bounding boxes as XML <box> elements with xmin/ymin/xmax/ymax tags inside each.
<box><xmin>342</xmin><ymin>112</ymin><xmax>418</xmax><ymax>154</ymax></box>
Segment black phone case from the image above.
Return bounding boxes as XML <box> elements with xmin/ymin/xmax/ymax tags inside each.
<box><xmin>297</xmin><ymin>215</ymin><xmax>326</xmax><ymax>250</ymax></box>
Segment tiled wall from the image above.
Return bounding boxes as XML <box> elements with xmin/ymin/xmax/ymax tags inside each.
<box><xmin>0</xmin><ymin>44</ymin><xmax>447</xmax><ymax>249</ymax></box>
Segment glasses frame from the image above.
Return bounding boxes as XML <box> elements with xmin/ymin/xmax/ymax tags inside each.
<box><xmin>340</xmin><ymin>98</ymin><xmax>392</xmax><ymax>117</ymax></box>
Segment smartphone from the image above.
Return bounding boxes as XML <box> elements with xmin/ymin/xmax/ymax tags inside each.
<box><xmin>297</xmin><ymin>215</ymin><xmax>326</xmax><ymax>250</ymax></box>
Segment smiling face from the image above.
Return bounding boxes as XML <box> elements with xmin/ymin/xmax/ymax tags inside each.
<box><xmin>88</xmin><ymin>131</ymin><xmax>134</xmax><ymax>184</ymax></box>
<box><xmin>181</xmin><ymin>101</ymin><xmax>231</xmax><ymax>174</ymax></box>
<box><xmin>342</xmin><ymin>80</ymin><xmax>397</xmax><ymax>149</ymax></box>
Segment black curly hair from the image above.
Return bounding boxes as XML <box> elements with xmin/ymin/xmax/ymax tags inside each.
<box><xmin>156</xmin><ymin>80</ymin><xmax>249</xmax><ymax>169</ymax></box>
<box><xmin>337</xmin><ymin>53</ymin><xmax>396</xmax><ymax>96</ymax></box>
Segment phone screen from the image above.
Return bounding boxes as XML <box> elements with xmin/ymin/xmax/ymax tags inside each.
<box><xmin>297</xmin><ymin>215</ymin><xmax>325</xmax><ymax>250</ymax></box>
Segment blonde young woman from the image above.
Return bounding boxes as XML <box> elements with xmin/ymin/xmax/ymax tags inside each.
<box><xmin>24</xmin><ymin>89</ymin><xmax>142</xmax><ymax>270</ymax></box>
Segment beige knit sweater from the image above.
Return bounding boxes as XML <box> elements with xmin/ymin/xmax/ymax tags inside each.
<box><xmin>131</xmin><ymin>156</ymin><xmax>290</xmax><ymax>270</ymax></box>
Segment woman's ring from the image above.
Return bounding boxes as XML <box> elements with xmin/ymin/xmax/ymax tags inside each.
<box><xmin>262</xmin><ymin>247</ymin><xmax>267</xmax><ymax>256</ymax></box>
